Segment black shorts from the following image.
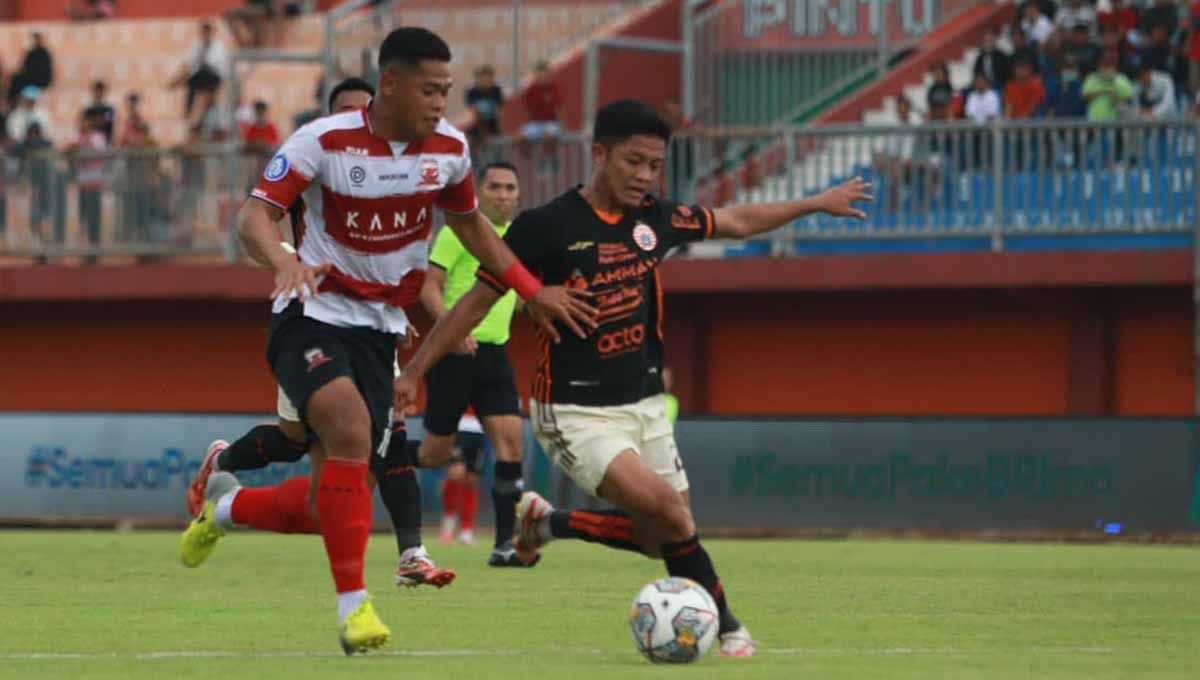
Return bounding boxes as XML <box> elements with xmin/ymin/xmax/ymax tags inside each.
<box><xmin>453</xmin><ymin>431</ymin><xmax>487</xmax><ymax>474</ymax></box>
<box><xmin>423</xmin><ymin>342</ymin><xmax>520</xmax><ymax>436</ymax></box>
<box><xmin>268</xmin><ymin>301</ymin><xmax>397</xmax><ymax>454</ymax></box>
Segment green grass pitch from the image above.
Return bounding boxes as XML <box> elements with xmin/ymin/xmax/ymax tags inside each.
<box><xmin>0</xmin><ymin>530</ymin><xmax>1197</xmax><ymax>678</ymax></box>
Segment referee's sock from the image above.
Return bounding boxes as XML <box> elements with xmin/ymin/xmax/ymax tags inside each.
<box><xmin>548</xmin><ymin>509</ymin><xmax>644</xmax><ymax>554</ymax></box>
<box><xmin>662</xmin><ymin>534</ymin><xmax>741</xmax><ymax>634</ymax></box>
<box><xmin>217</xmin><ymin>423</ymin><xmax>307</xmax><ymax>472</ymax></box>
<box><xmin>491</xmin><ymin>461</ymin><xmax>524</xmax><ymax>548</ymax></box>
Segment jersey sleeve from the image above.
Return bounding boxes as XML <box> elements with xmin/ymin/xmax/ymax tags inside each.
<box><xmin>250</xmin><ymin>124</ymin><xmax>321</xmax><ymax>210</ymax></box>
<box><xmin>437</xmin><ymin>139</ymin><xmax>478</xmax><ymax>214</ymax></box>
<box><xmin>476</xmin><ymin>210</ymin><xmax>551</xmax><ymax>292</ymax></box>
<box><xmin>656</xmin><ymin>198</ymin><xmax>716</xmax><ymax>249</ymax></box>
<box><xmin>428</xmin><ymin>225</ymin><xmax>465</xmax><ymax>272</ymax></box>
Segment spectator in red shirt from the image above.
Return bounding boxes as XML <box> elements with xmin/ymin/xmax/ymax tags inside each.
<box><xmin>1004</xmin><ymin>56</ymin><xmax>1046</xmax><ymax>118</ymax></box>
<box><xmin>242</xmin><ymin>99</ymin><xmax>279</xmax><ymax>151</ymax></box>
<box><xmin>520</xmin><ymin>60</ymin><xmax>562</xmax><ymax>177</ymax></box>
<box><xmin>1099</xmin><ymin>0</ymin><xmax>1139</xmax><ymax>41</ymax></box>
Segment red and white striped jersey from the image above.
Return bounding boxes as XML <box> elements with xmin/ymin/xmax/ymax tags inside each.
<box><xmin>251</xmin><ymin>107</ymin><xmax>477</xmax><ymax>334</ymax></box>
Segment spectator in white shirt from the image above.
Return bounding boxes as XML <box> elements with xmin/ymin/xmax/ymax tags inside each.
<box><xmin>170</xmin><ymin>21</ymin><xmax>230</xmax><ymax>131</ymax></box>
<box><xmin>965</xmin><ymin>72</ymin><xmax>1002</xmax><ymax>123</ymax></box>
<box><xmin>1136</xmin><ymin>65</ymin><xmax>1177</xmax><ymax>118</ymax></box>
<box><xmin>6</xmin><ymin>85</ymin><xmax>53</xmax><ymax>144</ymax></box>
<box><xmin>1022</xmin><ymin>2</ymin><xmax>1056</xmax><ymax>46</ymax></box>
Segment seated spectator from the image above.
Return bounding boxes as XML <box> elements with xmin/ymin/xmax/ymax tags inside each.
<box><xmin>1099</xmin><ymin>0</ymin><xmax>1139</xmax><ymax>41</ymax></box>
<box><xmin>964</xmin><ymin>72</ymin><xmax>1001</xmax><ymax>123</ymax></box>
<box><xmin>68</xmin><ymin>0</ymin><xmax>116</xmax><ymax>20</ymax></box>
<box><xmin>6</xmin><ymin>86</ymin><xmax>53</xmax><ymax>144</ymax></box>
<box><xmin>226</xmin><ymin>0</ymin><xmax>277</xmax><ymax>48</ymax></box>
<box><xmin>466</xmin><ymin>64</ymin><xmax>503</xmax><ymax>161</ymax></box>
<box><xmin>1084</xmin><ymin>52</ymin><xmax>1135</xmax><ymax>122</ymax></box>
<box><xmin>1140</xmin><ymin>23</ymin><xmax>1173</xmax><ymax>73</ymax></box>
<box><xmin>170</xmin><ymin>21</ymin><xmax>230</xmax><ymax>131</ymax></box>
<box><xmin>1044</xmin><ymin>52</ymin><xmax>1088</xmax><ymax>118</ymax></box>
<box><xmin>242</xmin><ymin>99</ymin><xmax>280</xmax><ymax>152</ymax></box>
<box><xmin>1005</xmin><ymin>57</ymin><xmax>1046</xmax><ymax>119</ymax></box>
<box><xmin>1067</xmin><ymin>23</ymin><xmax>1103</xmax><ymax>76</ymax></box>
<box><xmin>521</xmin><ymin>60</ymin><xmax>562</xmax><ymax>141</ymax></box>
<box><xmin>1099</xmin><ymin>24</ymin><xmax>1140</xmax><ymax>78</ymax></box>
<box><xmin>1140</xmin><ymin>0</ymin><xmax>1180</xmax><ymax>42</ymax></box>
<box><xmin>1010</xmin><ymin>27</ymin><xmax>1044</xmax><ymax>75</ymax></box>
<box><xmin>1022</xmin><ymin>2</ymin><xmax>1056</xmax><ymax>47</ymax></box>
<box><xmin>8</xmin><ymin>32</ymin><xmax>54</xmax><ymax>109</ymax></box>
<box><xmin>1055</xmin><ymin>0</ymin><xmax>1097</xmax><ymax>37</ymax></box>
<box><xmin>1191</xmin><ymin>0</ymin><xmax>1200</xmax><ymax>103</ymax></box>
<box><xmin>82</xmin><ymin>80</ymin><xmax>115</xmax><ymax>144</ymax></box>
<box><xmin>873</xmin><ymin>95</ymin><xmax>926</xmax><ymax>205</ymax></box>
<box><xmin>974</xmin><ymin>29</ymin><xmax>1012</xmax><ymax>91</ymax></box>
<box><xmin>1136</xmin><ymin>64</ymin><xmax>1177</xmax><ymax>119</ymax></box>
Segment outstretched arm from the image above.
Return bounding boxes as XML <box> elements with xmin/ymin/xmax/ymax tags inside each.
<box><xmin>712</xmin><ymin>177</ymin><xmax>872</xmax><ymax>239</ymax></box>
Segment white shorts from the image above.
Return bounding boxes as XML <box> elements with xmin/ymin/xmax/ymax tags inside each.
<box><xmin>531</xmin><ymin>394</ymin><xmax>687</xmax><ymax>497</ymax></box>
<box><xmin>521</xmin><ymin>120</ymin><xmax>561</xmax><ymax>140</ymax></box>
<box><xmin>277</xmin><ymin>359</ymin><xmax>402</xmax><ymax>423</ymax></box>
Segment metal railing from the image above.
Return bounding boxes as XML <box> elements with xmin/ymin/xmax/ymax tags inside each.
<box><xmin>1</xmin><ymin>119</ymin><xmax>1195</xmax><ymax>262</ymax></box>
<box><xmin>682</xmin><ymin>0</ymin><xmax>985</xmax><ymax>128</ymax></box>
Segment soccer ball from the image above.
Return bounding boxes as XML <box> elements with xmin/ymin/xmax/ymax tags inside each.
<box><xmin>628</xmin><ymin>577</ymin><xmax>718</xmax><ymax>663</ymax></box>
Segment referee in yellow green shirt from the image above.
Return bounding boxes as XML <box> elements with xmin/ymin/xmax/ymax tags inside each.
<box><xmin>418</xmin><ymin>161</ymin><xmax>532</xmax><ymax>567</ymax></box>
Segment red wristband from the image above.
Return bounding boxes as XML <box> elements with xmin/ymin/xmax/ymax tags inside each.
<box><xmin>501</xmin><ymin>262</ymin><xmax>543</xmax><ymax>301</ymax></box>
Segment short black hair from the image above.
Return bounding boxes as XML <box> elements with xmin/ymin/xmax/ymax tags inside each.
<box><xmin>480</xmin><ymin>161</ymin><xmax>519</xmax><ymax>181</ymax></box>
<box><xmin>328</xmin><ymin>76</ymin><xmax>375</xmax><ymax>112</ymax></box>
<box><xmin>378</xmin><ymin>27</ymin><xmax>451</xmax><ymax>70</ymax></box>
<box><xmin>593</xmin><ymin>99</ymin><xmax>672</xmax><ymax>147</ymax></box>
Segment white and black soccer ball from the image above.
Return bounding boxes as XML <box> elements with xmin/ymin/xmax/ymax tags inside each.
<box><xmin>628</xmin><ymin>577</ymin><xmax>718</xmax><ymax>663</ymax></box>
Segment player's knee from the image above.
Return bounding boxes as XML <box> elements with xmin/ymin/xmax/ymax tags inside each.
<box><xmin>419</xmin><ymin>437</ymin><xmax>455</xmax><ymax>467</ymax></box>
<box><xmin>656</xmin><ymin>493</ymin><xmax>694</xmax><ymax>543</ymax></box>
<box><xmin>321</xmin><ymin>422</ymin><xmax>372</xmax><ymax>461</ymax></box>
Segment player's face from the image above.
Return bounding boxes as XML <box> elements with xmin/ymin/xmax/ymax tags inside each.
<box><xmin>380</xmin><ymin>59</ymin><xmax>452</xmax><ymax>139</ymax></box>
<box><xmin>479</xmin><ymin>167</ymin><xmax>520</xmax><ymax>224</ymax></box>
<box><xmin>331</xmin><ymin>89</ymin><xmax>372</xmax><ymax>114</ymax></box>
<box><xmin>596</xmin><ymin>134</ymin><xmax>666</xmax><ymax>209</ymax></box>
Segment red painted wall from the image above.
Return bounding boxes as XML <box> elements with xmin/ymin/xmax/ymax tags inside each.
<box><xmin>0</xmin><ymin>286</ymin><xmax>1192</xmax><ymax>416</ymax></box>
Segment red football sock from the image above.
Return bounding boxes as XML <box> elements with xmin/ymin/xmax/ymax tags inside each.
<box><xmin>230</xmin><ymin>475</ymin><xmax>318</xmax><ymax>534</ymax></box>
<box><xmin>441</xmin><ymin>477</ymin><xmax>461</xmax><ymax>518</ymax></box>
<box><xmin>459</xmin><ymin>482</ymin><xmax>479</xmax><ymax>531</ymax></box>
<box><xmin>317</xmin><ymin>458</ymin><xmax>372</xmax><ymax>593</ymax></box>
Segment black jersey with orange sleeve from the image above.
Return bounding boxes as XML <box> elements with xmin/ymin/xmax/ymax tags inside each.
<box><xmin>477</xmin><ymin>187</ymin><xmax>714</xmax><ymax>407</ymax></box>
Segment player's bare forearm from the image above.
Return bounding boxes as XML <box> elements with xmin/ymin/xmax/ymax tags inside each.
<box><xmin>443</xmin><ymin>210</ymin><xmax>518</xmax><ymax>279</ymax></box>
<box><xmin>238</xmin><ymin>199</ymin><xmax>294</xmax><ymax>270</ymax></box>
<box><xmin>712</xmin><ymin>177</ymin><xmax>872</xmax><ymax>238</ymax></box>
<box><xmin>419</xmin><ymin>268</ymin><xmax>450</xmax><ymax>321</ymax></box>
<box><xmin>405</xmin><ymin>282</ymin><xmax>500</xmax><ymax>378</ymax></box>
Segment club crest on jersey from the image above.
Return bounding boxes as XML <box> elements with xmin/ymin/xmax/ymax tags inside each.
<box><xmin>304</xmin><ymin>348</ymin><xmax>332</xmax><ymax>373</ymax></box>
<box><xmin>264</xmin><ymin>154</ymin><xmax>290</xmax><ymax>181</ymax></box>
<box><xmin>418</xmin><ymin>158</ymin><xmax>440</xmax><ymax>187</ymax></box>
<box><xmin>632</xmin><ymin>222</ymin><xmax>657</xmax><ymax>251</ymax></box>
<box><xmin>349</xmin><ymin>165</ymin><xmax>366</xmax><ymax>187</ymax></box>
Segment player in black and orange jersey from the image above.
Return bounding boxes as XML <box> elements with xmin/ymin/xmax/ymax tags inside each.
<box><xmin>393</xmin><ymin>99</ymin><xmax>871</xmax><ymax>658</ymax></box>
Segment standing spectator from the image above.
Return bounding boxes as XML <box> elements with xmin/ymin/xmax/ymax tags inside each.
<box><xmin>974</xmin><ymin>30</ymin><xmax>1013</xmax><ymax>91</ymax></box>
<box><xmin>8</xmin><ymin>32</ymin><xmax>54</xmax><ymax>108</ymax></box>
<box><xmin>14</xmin><ymin>122</ymin><xmax>55</xmax><ymax>261</ymax></box>
<box><xmin>120</xmin><ymin>92</ymin><xmax>153</xmax><ymax>147</ymax></box>
<box><xmin>82</xmin><ymin>80</ymin><xmax>115</xmax><ymax>144</ymax></box>
<box><xmin>1136</xmin><ymin>64</ymin><xmax>1177</xmax><ymax>118</ymax></box>
<box><xmin>68</xmin><ymin>110</ymin><xmax>108</xmax><ymax>264</ymax></box>
<box><xmin>521</xmin><ymin>60</ymin><xmax>562</xmax><ymax>174</ymax></box>
<box><xmin>1066</xmin><ymin>23</ymin><xmax>1104</xmax><ymax>76</ymax></box>
<box><xmin>465</xmin><ymin>64</ymin><xmax>503</xmax><ymax>164</ymax></box>
<box><xmin>1140</xmin><ymin>23</ymin><xmax>1174</xmax><ymax>72</ymax></box>
<box><xmin>1005</xmin><ymin>57</ymin><xmax>1047</xmax><ymax>119</ymax></box>
<box><xmin>170</xmin><ymin>21</ymin><xmax>230</xmax><ymax>131</ymax></box>
<box><xmin>1055</xmin><ymin>0</ymin><xmax>1097</xmax><ymax>37</ymax></box>
<box><xmin>1099</xmin><ymin>24</ymin><xmax>1141</xmax><ymax>77</ymax></box>
<box><xmin>1022</xmin><ymin>2</ymin><xmax>1056</xmax><ymax>47</ymax></box>
<box><xmin>1191</xmin><ymin>1</ymin><xmax>1200</xmax><ymax>105</ymax></box>
<box><xmin>1099</xmin><ymin>0</ymin><xmax>1140</xmax><ymax>40</ymax></box>
<box><xmin>1010</xmin><ymin>26</ymin><xmax>1046</xmax><ymax>75</ymax></box>
<box><xmin>1044</xmin><ymin>52</ymin><xmax>1088</xmax><ymax>118</ymax></box>
<box><xmin>226</xmin><ymin>0</ymin><xmax>277</xmax><ymax>48</ymax></box>
<box><xmin>965</xmin><ymin>72</ymin><xmax>1002</xmax><ymax>123</ymax></box>
<box><xmin>6</xmin><ymin>86</ymin><xmax>53</xmax><ymax>144</ymax></box>
<box><xmin>925</xmin><ymin>62</ymin><xmax>957</xmax><ymax>119</ymax></box>
<box><xmin>1084</xmin><ymin>52</ymin><xmax>1135</xmax><ymax>121</ymax></box>
<box><xmin>1140</xmin><ymin>0</ymin><xmax>1180</xmax><ymax>41</ymax></box>
<box><xmin>120</xmin><ymin>92</ymin><xmax>161</xmax><ymax>252</ymax></box>
<box><xmin>241</xmin><ymin>100</ymin><xmax>280</xmax><ymax>152</ymax></box>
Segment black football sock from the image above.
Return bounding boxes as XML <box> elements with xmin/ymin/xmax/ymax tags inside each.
<box><xmin>549</xmin><ymin>508</ymin><xmax>644</xmax><ymax>554</ymax></box>
<box><xmin>217</xmin><ymin>424</ymin><xmax>306</xmax><ymax>472</ymax></box>
<box><xmin>662</xmin><ymin>534</ymin><xmax>741</xmax><ymax>634</ymax></box>
<box><xmin>376</xmin><ymin>427</ymin><xmax>422</xmax><ymax>557</ymax></box>
<box><xmin>491</xmin><ymin>461</ymin><xmax>524</xmax><ymax>548</ymax></box>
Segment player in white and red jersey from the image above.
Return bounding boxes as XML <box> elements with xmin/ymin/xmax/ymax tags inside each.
<box><xmin>179</xmin><ymin>27</ymin><xmax>596</xmax><ymax>655</ymax></box>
